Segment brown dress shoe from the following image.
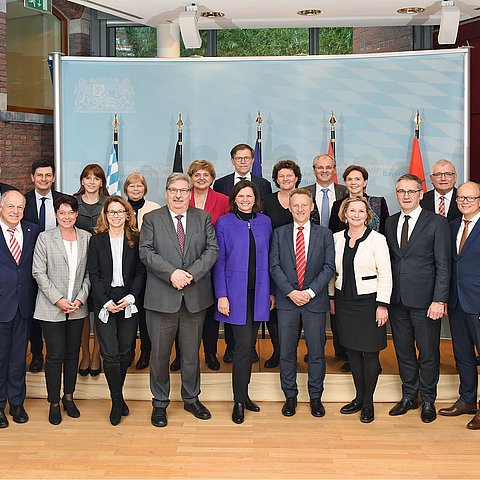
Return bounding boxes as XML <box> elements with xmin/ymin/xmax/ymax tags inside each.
<box><xmin>439</xmin><ymin>399</ymin><xmax>477</xmax><ymax>417</ymax></box>
<box><xmin>467</xmin><ymin>412</ymin><xmax>480</xmax><ymax>430</ymax></box>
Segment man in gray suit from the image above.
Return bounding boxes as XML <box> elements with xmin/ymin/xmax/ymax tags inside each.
<box><xmin>385</xmin><ymin>173</ymin><xmax>450</xmax><ymax>423</ymax></box>
<box><xmin>140</xmin><ymin>173</ymin><xmax>218</xmax><ymax>427</ymax></box>
<box><xmin>270</xmin><ymin>188</ymin><xmax>335</xmax><ymax>418</ymax></box>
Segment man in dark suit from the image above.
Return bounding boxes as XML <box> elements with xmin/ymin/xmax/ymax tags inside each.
<box><xmin>139</xmin><ymin>172</ymin><xmax>218</xmax><ymax>428</ymax></box>
<box><xmin>0</xmin><ymin>190</ymin><xmax>40</xmax><ymax>428</ymax></box>
<box><xmin>420</xmin><ymin>159</ymin><xmax>460</xmax><ymax>221</ymax></box>
<box><xmin>213</xmin><ymin>143</ymin><xmax>272</xmax><ymax>363</ymax></box>
<box><xmin>305</xmin><ymin>153</ymin><xmax>348</xmax><ymax>369</ymax></box>
<box><xmin>270</xmin><ymin>188</ymin><xmax>335</xmax><ymax>418</ymax></box>
<box><xmin>385</xmin><ymin>173</ymin><xmax>450</xmax><ymax>423</ymax></box>
<box><xmin>439</xmin><ymin>182</ymin><xmax>480</xmax><ymax>428</ymax></box>
<box><xmin>23</xmin><ymin>160</ymin><xmax>63</xmax><ymax>373</ymax></box>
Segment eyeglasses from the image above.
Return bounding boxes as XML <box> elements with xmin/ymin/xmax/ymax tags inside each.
<box><xmin>431</xmin><ymin>172</ymin><xmax>456</xmax><ymax>178</ymax></box>
<box><xmin>167</xmin><ymin>188</ymin><xmax>191</xmax><ymax>195</ymax></box>
<box><xmin>396</xmin><ymin>189</ymin><xmax>421</xmax><ymax>196</ymax></box>
<box><xmin>233</xmin><ymin>156</ymin><xmax>252</xmax><ymax>162</ymax></box>
<box><xmin>107</xmin><ymin>210</ymin><xmax>126</xmax><ymax>217</ymax></box>
<box><xmin>456</xmin><ymin>196</ymin><xmax>480</xmax><ymax>203</ymax></box>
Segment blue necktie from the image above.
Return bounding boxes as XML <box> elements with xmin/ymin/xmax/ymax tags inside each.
<box><xmin>39</xmin><ymin>197</ymin><xmax>46</xmax><ymax>232</ymax></box>
<box><xmin>321</xmin><ymin>188</ymin><xmax>330</xmax><ymax>227</ymax></box>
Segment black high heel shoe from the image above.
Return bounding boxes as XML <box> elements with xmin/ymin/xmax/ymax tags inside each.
<box><xmin>78</xmin><ymin>367</ymin><xmax>90</xmax><ymax>376</ymax></box>
<box><xmin>89</xmin><ymin>362</ymin><xmax>102</xmax><ymax>377</ymax></box>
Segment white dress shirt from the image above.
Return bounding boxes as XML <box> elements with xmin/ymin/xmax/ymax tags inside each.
<box><xmin>315</xmin><ymin>182</ymin><xmax>335</xmax><ymax>225</ymax></box>
<box><xmin>35</xmin><ymin>190</ymin><xmax>56</xmax><ymax>231</ymax></box>
<box><xmin>397</xmin><ymin>206</ymin><xmax>422</xmax><ymax>246</ymax></box>
<box><xmin>110</xmin><ymin>235</ymin><xmax>124</xmax><ymax>287</ymax></box>
<box><xmin>434</xmin><ymin>189</ymin><xmax>453</xmax><ymax>216</ymax></box>
<box><xmin>456</xmin><ymin>211</ymin><xmax>480</xmax><ymax>253</ymax></box>
<box><xmin>63</xmin><ymin>239</ymin><xmax>78</xmax><ymax>301</ymax></box>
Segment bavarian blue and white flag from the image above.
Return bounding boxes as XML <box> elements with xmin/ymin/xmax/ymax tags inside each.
<box><xmin>106</xmin><ymin>143</ymin><xmax>120</xmax><ymax>196</ymax></box>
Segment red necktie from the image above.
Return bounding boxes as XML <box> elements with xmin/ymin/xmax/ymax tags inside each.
<box><xmin>175</xmin><ymin>215</ymin><xmax>185</xmax><ymax>254</ymax></box>
<box><xmin>438</xmin><ymin>196</ymin><xmax>446</xmax><ymax>217</ymax></box>
<box><xmin>295</xmin><ymin>226</ymin><xmax>306</xmax><ymax>290</ymax></box>
<box><xmin>7</xmin><ymin>228</ymin><xmax>22</xmax><ymax>264</ymax></box>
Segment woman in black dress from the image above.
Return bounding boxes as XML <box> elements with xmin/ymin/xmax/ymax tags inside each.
<box><xmin>330</xmin><ymin>196</ymin><xmax>392</xmax><ymax>423</ymax></box>
<box><xmin>262</xmin><ymin>160</ymin><xmax>301</xmax><ymax>368</ymax></box>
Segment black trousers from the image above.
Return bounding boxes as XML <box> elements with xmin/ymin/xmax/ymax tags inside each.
<box><xmin>202</xmin><ymin>304</ymin><xmax>219</xmax><ymax>356</ymax></box>
<box><xmin>348</xmin><ymin>349</ymin><xmax>382</xmax><ymax>409</ymax></box>
<box><xmin>29</xmin><ymin>318</ymin><xmax>44</xmax><ymax>355</ymax></box>
<box><xmin>389</xmin><ymin>303</ymin><xmax>441</xmax><ymax>403</ymax></box>
<box><xmin>230</xmin><ymin>294</ymin><xmax>260</xmax><ymax>403</ymax></box>
<box><xmin>131</xmin><ymin>304</ymin><xmax>151</xmax><ymax>356</ymax></box>
<box><xmin>40</xmin><ymin>319</ymin><xmax>83</xmax><ymax>404</ymax></box>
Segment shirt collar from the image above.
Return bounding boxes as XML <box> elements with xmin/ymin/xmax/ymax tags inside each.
<box><xmin>294</xmin><ymin>220</ymin><xmax>311</xmax><ymax>232</ymax></box>
<box><xmin>400</xmin><ymin>205</ymin><xmax>422</xmax><ymax>222</ymax></box>
<box><xmin>434</xmin><ymin>189</ymin><xmax>454</xmax><ymax>201</ymax></box>
<box><xmin>462</xmin><ymin>211</ymin><xmax>480</xmax><ymax>225</ymax></box>
<box><xmin>0</xmin><ymin>219</ymin><xmax>20</xmax><ymax>235</ymax></box>
<box><xmin>316</xmin><ymin>182</ymin><xmax>334</xmax><ymax>193</ymax></box>
<box><xmin>35</xmin><ymin>189</ymin><xmax>53</xmax><ymax>201</ymax></box>
<box><xmin>235</xmin><ymin>171</ymin><xmax>251</xmax><ymax>181</ymax></box>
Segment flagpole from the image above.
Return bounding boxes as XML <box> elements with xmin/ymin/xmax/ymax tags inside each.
<box><xmin>408</xmin><ymin>110</ymin><xmax>427</xmax><ymax>192</ymax></box>
<box><xmin>256</xmin><ymin>110</ymin><xmax>262</xmax><ymax>164</ymax></box>
<box><xmin>252</xmin><ymin>111</ymin><xmax>263</xmax><ymax>178</ymax></box>
<box><xmin>173</xmin><ymin>113</ymin><xmax>184</xmax><ymax>173</ymax></box>
<box><xmin>414</xmin><ymin>110</ymin><xmax>421</xmax><ymax>140</ymax></box>
<box><xmin>106</xmin><ymin>113</ymin><xmax>121</xmax><ymax>196</ymax></box>
<box><xmin>329</xmin><ymin>111</ymin><xmax>336</xmax><ymax>158</ymax></box>
<box><xmin>113</xmin><ymin>113</ymin><xmax>119</xmax><ymax>160</ymax></box>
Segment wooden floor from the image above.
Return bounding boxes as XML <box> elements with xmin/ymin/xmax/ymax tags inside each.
<box><xmin>1</xmin><ymin>398</ymin><xmax>478</xmax><ymax>480</ymax></box>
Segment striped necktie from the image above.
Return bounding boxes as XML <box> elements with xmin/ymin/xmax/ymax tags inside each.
<box><xmin>7</xmin><ymin>227</ymin><xmax>22</xmax><ymax>264</ymax></box>
<box><xmin>295</xmin><ymin>226</ymin><xmax>306</xmax><ymax>290</ymax></box>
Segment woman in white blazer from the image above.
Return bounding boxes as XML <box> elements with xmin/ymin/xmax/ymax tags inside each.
<box><xmin>32</xmin><ymin>195</ymin><xmax>91</xmax><ymax>425</ymax></box>
<box><xmin>329</xmin><ymin>196</ymin><xmax>392</xmax><ymax>423</ymax></box>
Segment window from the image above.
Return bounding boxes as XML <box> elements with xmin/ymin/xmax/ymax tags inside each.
<box><xmin>6</xmin><ymin>1</ymin><xmax>66</xmax><ymax>113</ymax></box>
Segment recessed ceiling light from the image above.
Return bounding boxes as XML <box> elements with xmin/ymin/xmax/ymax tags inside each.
<box><xmin>397</xmin><ymin>7</ymin><xmax>425</xmax><ymax>14</ymax></box>
<box><xmin>200</xmin><ymin>11</ymin><xmax>225</xmax><ymax>18</ymax></box>
<box><xmin>297</xmin><ymin>9</ymin><xmax>324</xmax><ymax>16</ymax></box>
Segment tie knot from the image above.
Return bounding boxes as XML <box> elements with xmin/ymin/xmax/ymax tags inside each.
<box><xmin>7</xmin><ymin>228</ymin><xmax>15</xmax><ymax>235</ymax></box>
<box><xmin>40</xmin><ymin>197</ymin><xmax>46</xmax><ymax>203</ymax></box>
<box><xmin>404</xmin><ymin>215</ymin><xmax>410</xmax><ymax>221</ymax></box>
<box><xmin>464</xmin><ymin>219</ymin><xmax>471</xmax><ymax>226</ymax></box>
<box><xmin>238</xmin><ymin>176</ymin><xmax>247</xmax><ymax>181</ymax></box>
<box><xmin>298</xmin><ymin>226</ymin><xmax>304</xmax><ymax>232</ymax></box>
<box><xmin>322</xmin><ymin>188</ymin><xmax>329</xmax><ymax>194</ymax></box>
<box><xmin>175</xmin><ymin>215</ymin><xmax>183</xmax><ymax>221</ymax></box>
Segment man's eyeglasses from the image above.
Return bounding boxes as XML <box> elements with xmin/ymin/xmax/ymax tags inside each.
<box><xmin>396</xmin><ymin>189</ymin><xmax>422</xmax><ymax>196</ymax></box>
<box><xmin>456</xmin><ymin>196</ymin><xmax>480</xmax><ymax>203</ymax></box>
<box><xmin>233</xmin><ymin>156</ymin><xmax>252</xmax><ymax>162</ymax></box>
<box><xmin>167</xmin><ymin>188</ymin><xmax>191</xmax><ymax>195</ymax></box>
<box><xmin>431</xmin><ymin>172</ymin><xmax>456</xmax><ymax>178</ymax></box>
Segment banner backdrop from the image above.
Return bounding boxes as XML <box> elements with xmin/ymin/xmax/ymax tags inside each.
<box><xmin>59</xmin><ymin>49</ymin><xmax>468</xmax><ymax>209</ymax></box>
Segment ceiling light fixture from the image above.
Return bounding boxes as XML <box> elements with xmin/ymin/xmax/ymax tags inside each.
<box><xmin>396</xmin><ymin>7</ymin><xmax>425</xmax><ymax>14</ymax></box>
<box><xmin>200</xmin><ymin>11</ymin><xmax>225</xmax><ymax>18</ymax></box>
<box><xmin>438</xmin><ymin>0</ymin><xmax>460</xmax><ymax>44</ymax></box>
<box><xmin>179</xmin><ymin>4</ymin><xmax>202</xmax><ymax>49</ymax></box>
<box><xmin>297</xmin><ymin>9</ymin><xmax>324</xmax><ymax>16</ymax></box>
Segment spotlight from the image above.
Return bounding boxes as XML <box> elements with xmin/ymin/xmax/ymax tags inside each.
<box><xmin>438</xmin><ymin>0</ymin><xmax>460</xmax><ymax>45</ymax></box>
<box><xmin>179</xmin><ymin>4</ymin><xmax>202</xmax><ymax>49</ymax></box>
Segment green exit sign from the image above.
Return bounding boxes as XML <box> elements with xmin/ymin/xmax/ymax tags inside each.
<box><xmin>23</xmin><ymin>0</ymin><xmax>52</xmax><ymax>14</ymax></box>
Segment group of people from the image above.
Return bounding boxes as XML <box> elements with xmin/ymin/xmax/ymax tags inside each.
<box><xmin>0</xmin><ymin>147</ymin><xmax>479</xmax><ymax>431</ymax></box>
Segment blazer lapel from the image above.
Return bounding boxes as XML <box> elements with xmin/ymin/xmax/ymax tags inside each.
<box><xmin>388</xmin><ymin>213</ymin><xmax>402</xmax><ymax>254</ymax></box>
<box><xmin>459</xmin><ymin>218</ymin><xmax>480</xmax><ymax>255</ymax></box>
<box><xmin>306</xmin><ymin>225</ymin><xmax>317</xmax><ymax>265</ymax></box>
<box><xmin>403</xmin><ymin>210</ymin><xmax>428</xmax><ymax>254</ymax></box>
<box><xmin>18</xmin><ymin>221</ymin><xmax>34</xmax><ymax>266</ymax></box>
<box><xmin>183</xmin><ymin>209</ymin><xmax>196</xmax><ymax>254</ymax></box>
<box><xmin>103</xmin><ymin>233</ymin><xmax>114</xmax><ymax>279</ymax></box>
<box><xmin>285</xmin><ymin>224</ymin><xmax>295</xmax><ymax>266</ymax></box>
<box><xmin>53</xmin><ymin>227</ymin><xmax>68</xmax><ymax>264</ymax></box>
<box><xmin>0</xmin><ymin>226</ymin><xmax>14</xmax><ymax>263</ymax></box>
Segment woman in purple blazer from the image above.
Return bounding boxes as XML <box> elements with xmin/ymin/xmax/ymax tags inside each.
<box><xmin>213</xmin><ymin>180</ymin><xmax>275</xmax><ymax>424</ymax></box>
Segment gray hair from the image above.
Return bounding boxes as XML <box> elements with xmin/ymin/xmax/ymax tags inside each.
<box><xmin>457</xmin><ymin>181</ymin><xmax>480</xmax><ymax>195</ymax></box>
<box><xmin>0</xmin><ymin>190</ymin><xmax>25</xmax><ymax>206</ymax></box>
<box><xmin>312</xmin><ymin>153</ymin><xmax>336</xmax><ymax>168</ymax></box>
<box><xmin>430</xmin><ymin>159</ymin><xmax>456</xmax><ymax>175</ymax></box>
<box><xmin>166</xmin><ymin>172</ymin><xmax>193</xmax><ymax>190</ymax></box>
<box><xmin>396</xmin><ymin>173</ymin><xmax>423</xmax><ymax>190</ymax></box>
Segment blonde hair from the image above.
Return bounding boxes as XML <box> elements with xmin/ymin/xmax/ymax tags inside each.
<box><xmin>338</xmin><ymin>196</ymin><xmax>373</xmax><ymax>226</ymax></box>
<box><xmin>124</xmin><ymin>172</ymin><xmax>148</xmax><ymax>196</ymax></box>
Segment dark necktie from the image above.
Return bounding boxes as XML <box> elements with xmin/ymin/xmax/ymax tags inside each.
<box><xmin>176</xmin><ymin>214</ymin><xmax>185</xmax><ymax>254</ymax></box>
<box><xmin>39</xmin><ymin>197</ymin><xmax>46</xmax><ymax>232</ymax></box>
<box><xmin>438</xmin><ymin>196</ymin><xmax>446</xmax><ymax>217</ymax></box>
<box><xmin>458</xmin><ymin>219</ymin><xmax>471</xmax><ymax>254</ymax></box>
<box><xmin>238</xmin><ymin>176</ymin><xmax>246</xmax><ymax>181</ymax></box>
<box><xmin>400</xmin><ymin>215</ymin><xmax>410</xmax><ymax>252</ymax></box>
<box><xmin>295</xmin><ymin>226</ymin><xmax>306</xmax><ymax>290</ymax></box>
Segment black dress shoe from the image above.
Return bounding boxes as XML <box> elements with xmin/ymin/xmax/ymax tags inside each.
<box><xmin>340</xmin><ymin>400</ymin><xmax>363</xmax><ymax>415</ymax></box>
<box><xmin>109</xmin><ymin>402</ymin><xmax>122</xmax><ymax>426</ymax></box>
<box><xmin>135</xmin><ymin>352</ymin><xmax>150</xmax><ymax>370</ymax></box>
<box><xmin>61</xmin><ymin>397</ymin><xmax>80</xmax><ymax>418</ymax></box>
<box><xmin>170</xmin><ymin>356</ymin><xmax>181</xmax><ymax>372</ymax></box>
<box><xmin>121</xmin><ymin>400</ymin><xmax>129</xmax><ymax>416</ymax></box>
<box><xmin>339</xmin><ymin>362</ymin><xmax>351</xmax><ymax>373</ymax></box>
<box><xmin>184</xmin><ymin>400</ymin><xmax>211</xmax><ymax>420</ymax></box>
<box><xmin>252</xmin><ymin>350</ymin><xmax>259</xmax><ymax>363</ymax></box>
<box><xmin>29</xmin><ymin>353</ymin><xmax>44</xmax><ymax>373</ymax></box>
<box><xmin>0</xmin><ymin>409</ymin><xmax>9</xmax><ymax>428</ymax></box>
<box><xmin>9</xmin><ymin>405</ymin><xmax>29</xmax><ymax>423</ymax></box>
<box><xmin>78</xmin><ymin>367</ymin><xmax>90</xmax><ymax>376</ymax></box>
<box><xmin>264</xmin><ymin>350</ymin><xmax>280</xmax><ymax>368</ymax></box>
<box><xmin>304</xmin><ymin>353</ymin><xmax>309</xmax><ymax>363</ymax></box>
<box><xmin>421</xmin><ymin>402</ymin><xmax>437</xmax><ymax>423</ymax></box>
<box><xmin>151</xmin><ymin>407</ymin><xmax>167</xmax><ymax>427</ymax></box>
<box><xmin>205</xmin><ymin>353</ymin><xmax>220</xmax><ymax>371</ymax></box>
<box><xmin>49</xmin><ymin>404</ymin><xmax>62</xmax><ymax>425</ymax></box>
<box><xmin>223</xmin><ymin>349</ymin><xmax>234</xmax><ymax>364</ymax></box>
<box><xmin>360</xmin><ymin>407</ymin><xmax>375</xmax><ymax>423</ymax></box>
<box><xmin>282</xmin><ymin>397</ymin><xmax>297</xmax><ymax>417</ymax></box>
<box><xmin>245</xmin><ymin>396</ymin><xmax>260</xmax><ymax>412</ymax></box>
<box><xmin>232</xmin><ymin>403</ymin><xmax>245</xmax><ymax>424</ymax></box>
<box><xmin>310</xmin><ymin>398</ymin><xmax>325</xmax><ymax>417</ymax></box>
<box><xmin>389</xmin><ymin>398</ymin><xmax>418</xmax><ymax>416</ymax></box>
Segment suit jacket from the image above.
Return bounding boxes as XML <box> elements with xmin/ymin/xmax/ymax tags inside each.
<box><xmin>448</xmin><ymin>217</ymin><xmax>480</xmax><ymax>314</ymax></box>
<box><xmin>213</xmin><ymin>173</ymin><xmax>272</xmax><ymax>198</ymax></box>
<box><xmin>0</xmin><ymin>220</ymin><xmax>40</xmax><ymax>322</ymax></box>
<box><xmin>139</xmin><ymin>206</ymin><xmax>218</xmax><ymax>314</ymax></box>
<box><xmin>23</xmin><ymin>189</ymin><xmax>63</xmax><ymax>226</ymax></box>
<box><xmin>329</xmin><ymin>229</ymin><xmax>392</xmax><ymax>304</ymax></box>
<box><xmin>189</xmin><ymin>188</ymin><xmax>229</xmax><ymax>226</ymax></box>
<box><xmin>0</xmin><ymin>182</ymin><xmax>17</xmax><ymax>195</ymax></box>
<box><xmin>270</xmin><ymin>222</ymin><xmax>335</xmax><ymax>313</ymax></box>
<box><xmin>385</xmin><ymin>209</ymin><xmax>451</xmax><ymax>308</ymax></box>
<box><xmin>88</xmin><ymin>231</ymin><xmax>146</xmax><ymax>313</ymax></box>
<box><xmin>213</xmin><ymin>212</ymin><xmax>272</xmax><ymax>325</ymax></box>
<box><xmin>420</xmin><ymin>188</ymin><xmax>461</xmax><ymax>221</ymax></box>
<box><xmin>32</xmin><ymin>226</ymin><xmax>91</xmax><ymax>321</ymax></box>
<box><xmin>305</xmin><ymin>182</ymin><xmax>348</xmax><ymax>225</ymax></box>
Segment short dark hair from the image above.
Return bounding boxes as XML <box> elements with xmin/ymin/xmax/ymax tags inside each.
<box><xmin>342</xmin><ymin>164</ymin><xmax>369</xmax><ymax>182</ymax></box>
<box><xmin>396</xmin><ymin>173</ymin><xmax>423</xmax><ymax>190</ymax></box>
<box><xmin>31</xmin><ymin>160</ymin><xmax>55</xmax><ymax>176</ymax></box>
<box><xmin>229</xmin><ymin>179</ymin><xmax>262</xmax><ymax>213</ymax></box>
<box><xmin>289</xmin><ymin>188</ymin><xmax>313</xmax><ymax>200</ymax></box>
<box><xmin>272</xmin><ymin>160</ymin><xmax>302</xmax><ymax>189</ymax></box>
<box><xmin>230</xmin><ymin>144</ymin><xmax>254</xmax><ymax>159</ymax></box>
<box><xmin>54</xmin><ymin>194</ymin><xmax>78</xmax><ymax>213</ymax></box>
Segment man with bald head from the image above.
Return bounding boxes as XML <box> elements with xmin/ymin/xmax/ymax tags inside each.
<box><xmin>439</xmin><ymin>182</ymin><xmax>480</xmax><ymax>428</ymax></box>
<box><xmin>420</xmin><ymin>159</ymin><xmax>460</xmax><ymax>220</ymax></box>
<box><xmin>0</xmin><ymin>190</ymin><xmax>39</xmax><ymax>428</ymax></box>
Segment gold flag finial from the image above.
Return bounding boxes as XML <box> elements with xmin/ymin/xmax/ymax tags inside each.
<box><xmin>414</xmin><ymin>110</ymin><xmax>421</xmax><ymax>131</ymax></box>
<box><xmin>112</xmin><ymin>113</ymin><xmax>119</xmax><ymax>132</ymax></box>
<box><xmin>256</xmin><ymin>111</ymin><xmax>262</xmax><ymax>131</ymax></box>
<box><xmin>329</xmin><ymin>111</ymin><xmax>336</xmax><ymax>130</ymax></box>
<box><xmin>177</xmin><ymin>113</ymin><xmax>183</xmax><ymax>132</ymax></box>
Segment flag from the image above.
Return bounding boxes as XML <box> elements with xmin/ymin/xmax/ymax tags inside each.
<box><xmin>173</xmin><ymin>117</ymin><xmax>183</xmax><ymax>173</ymax></box>
<box><xmin>328</xmin><ymin>138</ymin><xmax>339</xmax><ymax>184</ymax></box>
<box><xmin>252</xmin><ymin>136</ymin><xmax>262</xmax><ymax>177</ymax></box>
<box><xmin>408</xmin><ymin>137</ymin><xmax>426</xmax><ymax>192</ymax></box>
<box><xmin>106</xmin><ymin>142</ymin><xmax>120</xmax><ymax>196</ymax></box>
